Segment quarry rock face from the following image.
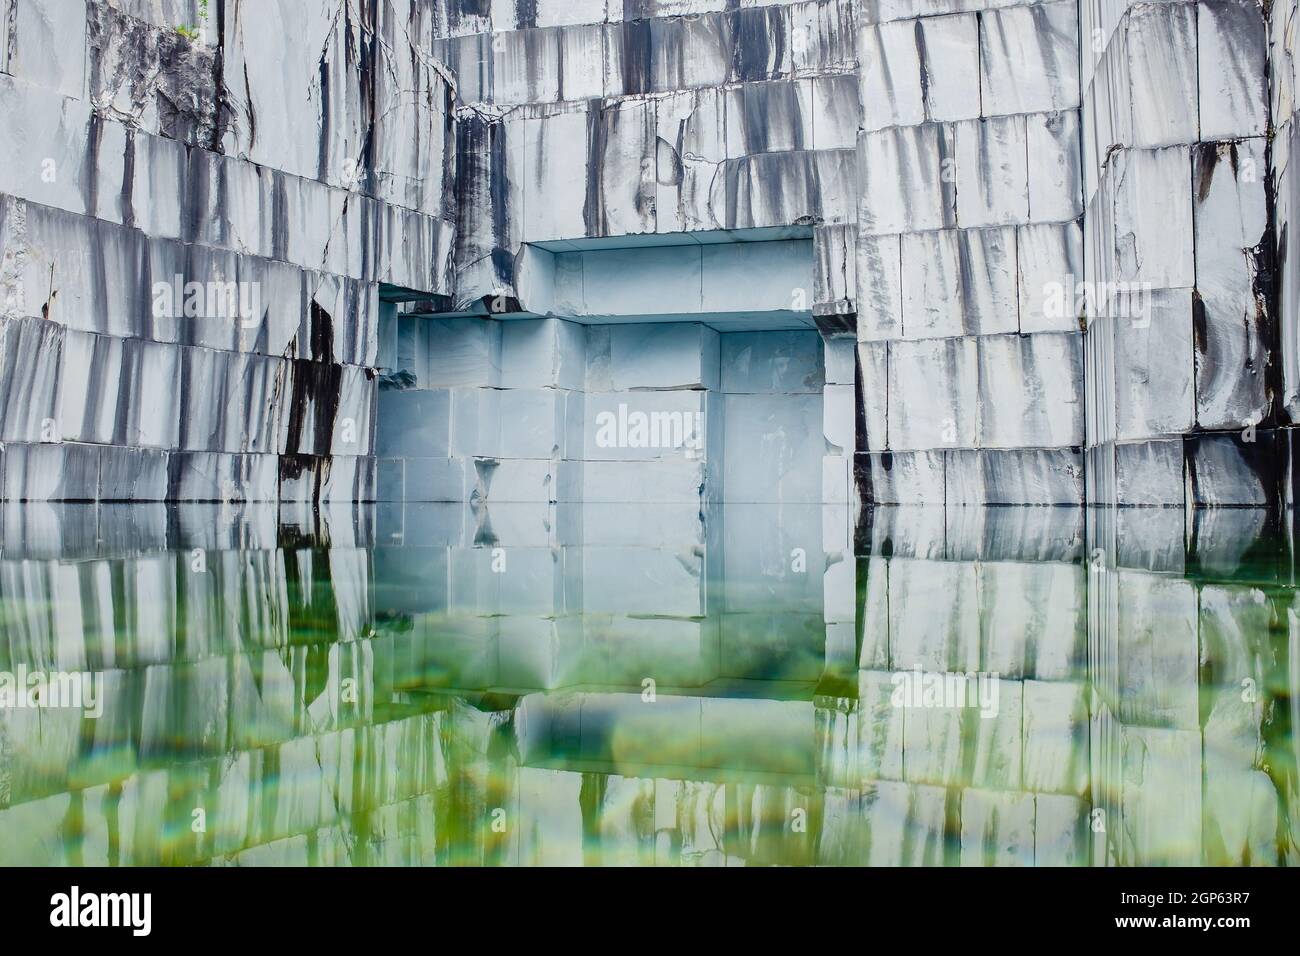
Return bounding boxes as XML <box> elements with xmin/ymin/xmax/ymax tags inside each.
<box><xmin>1083</xmin><ymin>0</ymin><xmax>1276</xmax><ymax>510</ymax></box>
<box><xmin>0</xmin><ymin>3</ymin><xmax>1296</xmax><ymax>872</ymax></box>
<box><xmin>0</xmin><ymin>0</ymin><xmax>1285</xmax><ymax>510</ymax></box>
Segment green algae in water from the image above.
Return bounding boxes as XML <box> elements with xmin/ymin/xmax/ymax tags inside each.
<box><xmin>0</xmin><ymin>502</ymin><xmax>1296</xmax><ymax>866</ymax></box>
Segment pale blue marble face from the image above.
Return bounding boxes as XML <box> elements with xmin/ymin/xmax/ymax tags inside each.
<box><xmin>0</xmin><ymin>500</ymin><xmax>1292</xmax><ymax>867</ymax></box>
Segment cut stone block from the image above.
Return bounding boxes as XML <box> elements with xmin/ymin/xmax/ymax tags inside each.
<box><xmin>1185</xmin><ymin>433</ymin><xmax>1273</xmax><ymax>507</ymax></box>
<box><xmin>858</xmin><ymin>19</ymin><xmax>924</xmax><ymax>131</ymax></box>
<box><xmin>1017</xmin><ymin>220</ymin><xmax>1084</xmax><ymax>334</ymax></box>
<box><xmin>570</xmin><ymin>459</ymin><xmax>708</xmax><ymax>504</ymax></box>
<box><xmin>1108</xmin><ymin>147</ymin><xmax>1195</xmax><ymax>287</ymax></box>
<box><xmin>1114</xmin><ymin>289</ymin><xmax>1195</xmax><ymax>441</ymax></box>
<box><xmin>375</xmin><ymin>389</ymin><xmax>451</xmax><ymax>459</ymax></box>
<box><xmin>474</xmin><ymin>458</ymin><xmax>557</xmax><ymax>503</ymax></box>
<box><xmin>722</xmin><ymin>393</ymin><xmax>824</xmax><ymax>502</ymax></box>
<box><xmin>1033</xmin><ymin>793</ymin><xmax>1088</xmax><ymax>866</ymax></box>
<box><xmin>859</xmin><ymin>781</ymin><xmax>948</xmax><ymax>865</ymax></box>
<box><xmin>1198</xmin><ymin>0</ymin><xmax>1268</xmax><ymax>141</ymax></box>
<box><xmin>856</xmin><ymin>450</ymin><xmax>946</xmax><ymax>505</ymax></box>
<box><xmin>500</xmin><ymin>317</ymin><xmax>588</xmax><ymax>390</ymax></box>
<box><xmin>598</xmin><ymin>324</ymin><xmax>721</xmax><ymax>391</ymax></box>
<box><xmin>886</xmin><ymin>337</ymin><xmax>978</xmax><ymax>451</ymax></box>
<box><xmin>582</xmin><ymin>390</ymin><xmax>710</xmax><ymax>461</ymax></box>
<box><xmin>424</xmin><ymin>318</ymin><xmax>504</xmax><ymax>387</ymax></box>
<box><xmin>403</xmin><ymin>457</ymin><xmax>473</xmax><ymax>503</ymax></box>
<box><xmin>953</xmin><ymin>115</ymin><xmax>1029</xmax><ymax>227</ymax></box>
<box><xmin>976</xmin><ymin>333</ymin><xmax>1083</xmax><ymax>450</ymax></box>
<box><xmin>1114</xmin><ymin>439</ymin><xmax>1185</xmax><ymax>506</ymax></box>
<box><xmin>720</xmin><ymin>330</ymin><xmax>824</xmax><ymax>393</ymax></box>
<box><xmin>856</xmin><ymin>234</ymin><xmax>903</xmax><ymax>341</ymax></box>
<box><xmin>498</xmin><ymin>388</ymin><xmax>569</xmax><ymax>460</ymax></box>
<box><xmin>979</xmin><ymin>2</ymin><xmax>1079</xmax><ymax>117</ymax></box>
<box><xmin>945</xmin><ymin>448</ymin><xmax>1084</xmax><ymax>506</ymax></box>
<box><xmin>857</xmin><ymin>341</ymin><xmax>888</xmax><ymax>452</ymax></box>
<box><xmin>1192</xmin><ymin>139</ymin><xmax>1270</xmax><ymax>432</ymax></box>
<box><xmin>9</xmin><ymin>0</ymin><xmax>89</xmax><ymax>100</ymax></box>
<box><xmin>859</xmin><ymin>123</ymin><xmax>956</xmax><ymax>235</ymax></box>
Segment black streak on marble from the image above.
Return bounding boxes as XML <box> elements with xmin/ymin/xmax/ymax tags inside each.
<box><xmin>271</xmin><ymin>172</ymin><xmax>290</xmax><ymax>262</ymax></box>
<box><xmin>448</xmin><ymin>0</ymin><xmax>491</xmax><ymax>36</ymax></box>
<box><xmin>622</xmin><ymin>19</ymin><xmax>653</xmax><ymax>96</ymax></box>
<box><xmin>183</xmin><ymin>145</ymin><xmax>209</xmax><ymax>244</ymax></box>
<box><xmin>913</xmin><ymin>19</ymin><xmax>931</xmax><ymax>116</ymax></box>
<box><xmin>309</xmin><ymin>299</ymin><xmax>336</xmax><ymax>365</ymax></box>
<box><xmin>487</xmin><ymin>119</ymin><xmax>513</xmax><ymax>285</ymax></box>
<box><xmin>584</xmin><ymin>101</ymin><xmax>608</xmax><ymax>237</ymax></box>
<box><xmin>732</xmin><ymin>7</ymin><xmax>784</xmax><ymax>83</ymax></box>
<box><xmin>1258</xmin><ymin>135</ymin><xmax>1282</xmax><ymax>428</ymax></box>
<box><xmin>282</xmin><ymin>356</ymin><xmax>343</xmax><ymax>457</ymax></box>
<box><xmin>121</xmin><ymin>132</ymin><xmax>137</xmax><ymax>230</ymax></box>
<box><xmin>318</xmin><ymin>45</ymin><xmax>332</xmax><ymax>182</ymax></box>
<box><xmin>83</xmin><ymin>114</ymin><xmax>104</xmax><ymax>220</ymax></box>
<box><xmin>514</xmin><ymin>0</ymin><xmax>538</xmax><ymax>31</ymax></box>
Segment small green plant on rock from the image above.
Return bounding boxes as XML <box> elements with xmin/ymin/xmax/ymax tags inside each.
<box><xmin>177</xmin><ymin>0</ymin><xmax>210</xmax><ymax>44</ymax></box>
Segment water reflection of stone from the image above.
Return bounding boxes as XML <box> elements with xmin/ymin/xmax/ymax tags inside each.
<box><xmin>0</xmin><ymin>502</ymin><xmax>1294</xmax><ymax>865</ymax></box>
<box><xmin>1087</xmin><ymin>507</ymin><xmax>1292</xmax><ymax>868</ymax></box>
<box><xmin>834</xmin><ymin>507</ymin><xmax>1090</xmax><ymax>865</ymax></box>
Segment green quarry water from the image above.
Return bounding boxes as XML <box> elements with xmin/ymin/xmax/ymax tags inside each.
<box><xmin>0</xmin><ymin>503</ymin><xmax>1296</xmax><ymax>866</ymax></box>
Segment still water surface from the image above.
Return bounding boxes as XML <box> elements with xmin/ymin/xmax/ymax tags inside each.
<box><xmin>0</xmin><ymin>502</ymin><xmax>1294</xmax><ymax>865</ymax></box>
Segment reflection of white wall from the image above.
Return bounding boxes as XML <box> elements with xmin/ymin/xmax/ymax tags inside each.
<box><xmin>371</xmin><ymin>498</ymin><xmax>835</xmax><ymax>693</ymax></box>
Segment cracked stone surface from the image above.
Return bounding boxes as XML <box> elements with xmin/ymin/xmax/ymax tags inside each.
<box><xmin>0</xmin><ymin>0</ymin><xmax>1288</xmax><ymax>510</ymax></box>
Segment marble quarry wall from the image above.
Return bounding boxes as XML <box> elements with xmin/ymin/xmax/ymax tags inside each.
<box><xmin>0</xmin><ymin>0</ymin><xmax>456</xmax><ymax>504</ymax></box>
<box><xmin>424</xmin><ymin>0</ymin><xmax>859</xmax><ymax>507</ymax></box>
<box><xmin>854</xmin><ymin>0</ymin><xmax>1086</xmax><ymax>508</ymax></box>
<box><xmin>0</xmin><ymin>0</ymin><xmax>1289</xmax><ymax>510</ymax></box>
<box><xmin>851</xmin><ymin>0</ymin><xmax>1283</xmax><ymax>510</ymax></box>
<box><xmin>1272</xmin><ymin>0</ymin><xmax>1300</xmax><ymax>508</ymax></box>
<box><xmin>373</xmin><ymin>316</ymin><xmax>827</xmax><ymax>504</ymax></box>
<box><xmin>1083</xmin><ymin>0</ymin><xmax>1273</xmax><ymax>508</ymax></box>
<box><xmin>434</xmin><ymin>0</ymin><xmax>858</xmax><ymax>302</ymax></box>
